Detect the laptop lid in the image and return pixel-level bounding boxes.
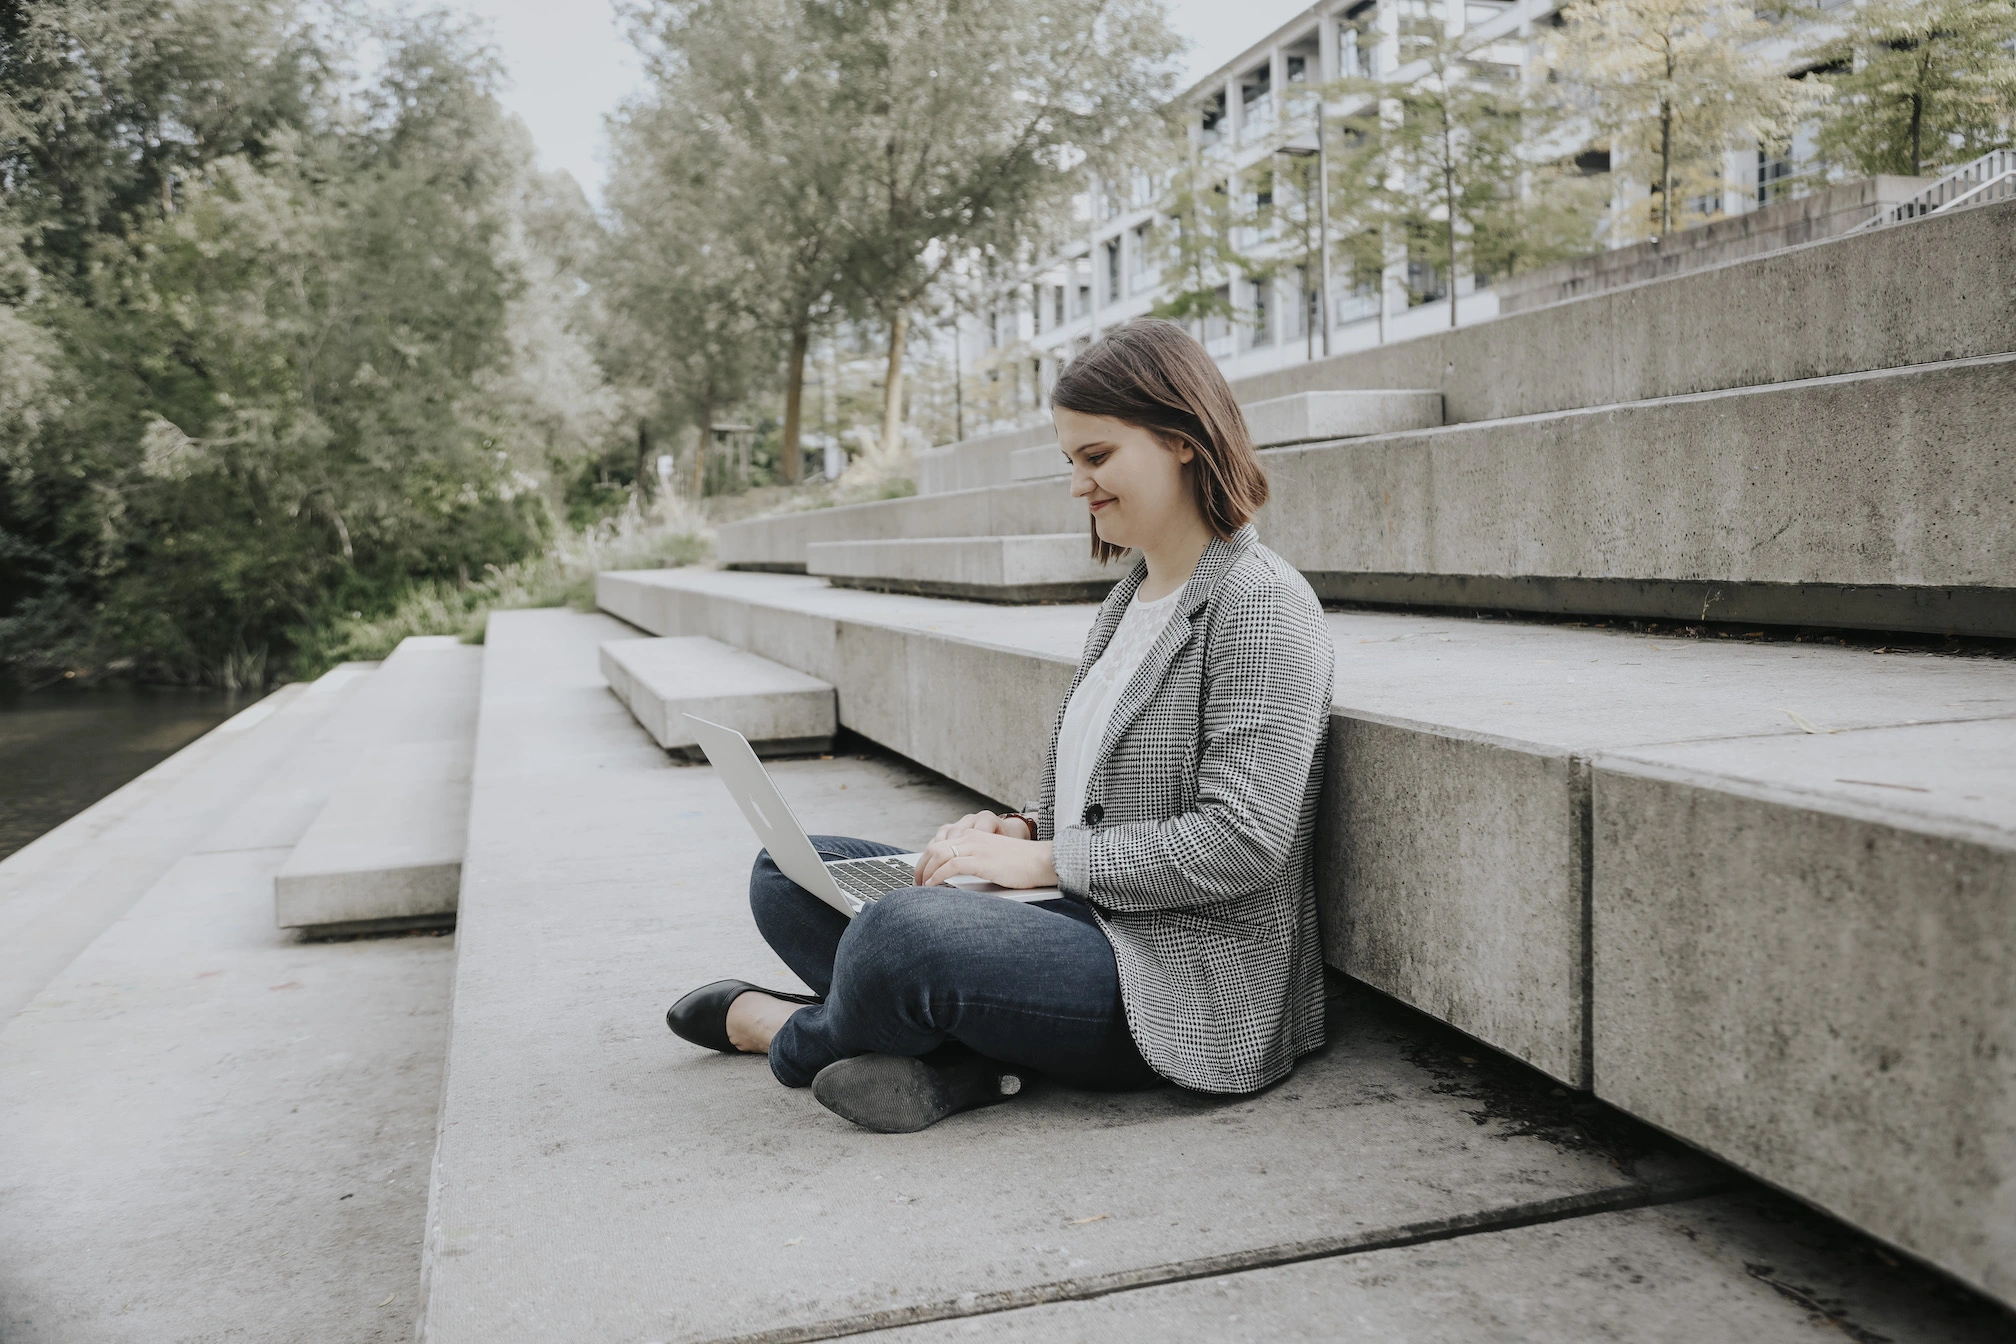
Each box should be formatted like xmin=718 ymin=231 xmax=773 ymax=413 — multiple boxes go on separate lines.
xmin=682 ymin=714 xmax=854 ymax=915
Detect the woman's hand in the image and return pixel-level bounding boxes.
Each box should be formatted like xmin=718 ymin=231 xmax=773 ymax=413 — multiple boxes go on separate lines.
xmin=929 ymin=809 xmax=1033 ymax=845
xmin=913 ymin=830 xmax=1057 ymax=890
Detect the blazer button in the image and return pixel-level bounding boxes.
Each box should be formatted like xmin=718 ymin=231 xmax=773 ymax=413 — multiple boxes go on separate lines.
xmin=1084 ymin=803 xmax=1104 ymax=826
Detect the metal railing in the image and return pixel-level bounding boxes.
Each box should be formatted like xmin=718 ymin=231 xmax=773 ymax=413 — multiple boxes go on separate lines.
xmin=1852 ymin=148 xmax=2016 ymax=231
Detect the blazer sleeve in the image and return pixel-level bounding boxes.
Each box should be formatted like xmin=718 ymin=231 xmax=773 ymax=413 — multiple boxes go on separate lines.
xmin=1050 ymin=573 xmax=1332 ymax=914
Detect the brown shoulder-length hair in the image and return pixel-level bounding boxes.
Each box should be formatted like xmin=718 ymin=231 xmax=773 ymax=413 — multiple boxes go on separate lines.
xmin=1049 ymin=318 xmax=1269 ymax=563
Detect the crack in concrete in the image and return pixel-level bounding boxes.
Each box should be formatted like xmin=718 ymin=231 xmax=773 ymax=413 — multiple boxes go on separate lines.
xmin=711 ymin=1175 xmax=1740 ymax=1344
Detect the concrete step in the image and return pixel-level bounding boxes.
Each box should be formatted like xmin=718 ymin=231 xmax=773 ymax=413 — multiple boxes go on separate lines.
xmin=595 ymin=564 xmax=2016 ymax=1305
xmin=915 ymin=422 xmax=1057 ymax=495
xmin=1230 ymin=196 xmax=2015 ymax=428
xmin=0 ymin=662 xmax=451 ymax=1340
xmin=847 ymin=1190 xmax=2011 ymax=1342
xmin=0 ymin=665 xmax=375 ymax=1021
xmin=274 ymin=636 xmax=483 ymax=936
xmin=718 ymin=475 xmax=1081 ymax=572
xmin=1263 ymin=352 xmax=2014 ymax=637
xmin=807 ymin=532 xmax=1117 ymax=602
xmin=599 ymin=634 xmax=836 ymax=756
xmin=727 ymin=352 xmax=2013 ymax=635
xmin=1003 ymin=388 xmax=1446 ymax=484
xmin=420 ymin=605 xmax=1776 ymax=1342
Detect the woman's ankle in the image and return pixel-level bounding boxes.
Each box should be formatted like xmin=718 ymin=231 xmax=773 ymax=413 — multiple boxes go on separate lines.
xmin=725 ymin=991 xmax=803 ymax=1053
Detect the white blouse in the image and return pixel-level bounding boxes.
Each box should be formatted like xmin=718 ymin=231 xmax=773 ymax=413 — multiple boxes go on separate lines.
xmin=1052 ymin=584 xmax=1184 ymax=834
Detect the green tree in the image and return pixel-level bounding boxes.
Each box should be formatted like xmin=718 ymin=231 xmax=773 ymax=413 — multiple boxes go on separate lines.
xmin=812 ymin=0 xmax=1179 ymax=456
xmin=1805 ymin=0 xmax=2016 ymax=177
xmin=1 ymin=5 xmax=615 ymax=682
xmin=1551 ymin=0 xmax=1823 ymax=239
xmin=623 ymin=0 xmax=864 ymax=485
xmin=1336 ymin=35 xmax=1530 ymax=327
xmin=599 ymin=94 xmax=772 ymax=500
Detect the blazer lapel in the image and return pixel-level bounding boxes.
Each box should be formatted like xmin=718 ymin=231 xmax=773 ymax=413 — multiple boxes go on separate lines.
xmin=1085 ymin=525 xmax=1257 ymax=797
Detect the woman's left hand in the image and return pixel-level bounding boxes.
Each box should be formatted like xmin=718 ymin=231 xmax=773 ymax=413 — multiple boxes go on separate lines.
xmin=913 ymin=830 xmax=1058 ymax=890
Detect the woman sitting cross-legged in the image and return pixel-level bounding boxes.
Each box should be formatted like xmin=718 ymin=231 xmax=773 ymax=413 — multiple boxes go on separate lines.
xmin=665 ymin=318 xmax=1336 ymax=1132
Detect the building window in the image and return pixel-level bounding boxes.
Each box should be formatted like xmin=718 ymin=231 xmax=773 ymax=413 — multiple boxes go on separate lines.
xmin=1757 ymin=148 xmax=1794 ymax=204
xmin=1128 ymin=223 xmax=1152 ymax=294
xmin=1054 ymin=285 xmax=1066 ymax=327
xmin=1103 ymin=238 xmax=1121 ymax=306
xmin=1249 ymin=277 xmax=1272 ymax=348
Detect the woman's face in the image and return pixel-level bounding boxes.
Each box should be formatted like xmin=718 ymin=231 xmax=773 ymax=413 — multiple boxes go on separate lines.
xmin=1054 ymin=408 xmax=1198 ymax=553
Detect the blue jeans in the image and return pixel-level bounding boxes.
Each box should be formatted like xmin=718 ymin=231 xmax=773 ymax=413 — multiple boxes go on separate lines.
xmin=751 ymin=835 xmax=1163 ymax=1092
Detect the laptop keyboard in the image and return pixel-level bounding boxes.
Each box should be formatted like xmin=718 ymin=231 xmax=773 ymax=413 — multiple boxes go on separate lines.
xmin=828 ymin=855 xmax=922 ymax=903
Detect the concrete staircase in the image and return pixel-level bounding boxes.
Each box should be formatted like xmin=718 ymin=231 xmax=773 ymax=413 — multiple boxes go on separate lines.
xmin=724 ymin=200 xmax=2015 ymax=634
xmin=591 ymin=199 xmax=2016 ymax=1309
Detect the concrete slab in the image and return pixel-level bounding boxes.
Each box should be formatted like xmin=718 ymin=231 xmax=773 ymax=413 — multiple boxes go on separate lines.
xmin=1240 ymin=388 xmax=1444 ymax=446
xmin=599 ymin=635 xmax=836 ymax=755
xmin=1591 ymin=720 xmax=2016 ymax=1305
xmin=847 ymin=1191 xmax=2013 ymax=1343
xmin=593 ymin=566 xmax=2016 ymax=1283
xmin=420 ymin=607 xmax=1719 ymax=1344
xmin=807 ymin=533 xmax=1120 ymax=603
xmin=273 ymin=637 xmax=483 ymax=934
xmin=0 ymin=667 xmax=371 ymax=1022
xmin=1262 ymin=353 xmax=2016 ymax=637
xmin=0 ymin=726 xmax=454 ymax=1341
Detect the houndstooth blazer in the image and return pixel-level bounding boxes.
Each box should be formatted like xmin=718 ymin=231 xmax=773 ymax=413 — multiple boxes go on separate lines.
xmin=1032 ymin=524 xmax=1334 ymax=1095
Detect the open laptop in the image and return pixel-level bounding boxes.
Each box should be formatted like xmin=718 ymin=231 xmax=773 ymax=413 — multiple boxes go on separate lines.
xmin=683 ymin=714 xmax=1062 ymax=916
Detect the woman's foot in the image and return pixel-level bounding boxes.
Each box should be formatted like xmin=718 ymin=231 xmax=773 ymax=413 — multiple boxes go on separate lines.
xmin=811 ymin=1052 xmax=1025 ymax=1133
xmin=665 ymin=979 xmax=818 ymax=1054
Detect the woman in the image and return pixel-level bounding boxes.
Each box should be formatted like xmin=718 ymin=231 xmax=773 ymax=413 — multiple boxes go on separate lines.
xmin=665 ymin=319 xmax=1335 ymax=1133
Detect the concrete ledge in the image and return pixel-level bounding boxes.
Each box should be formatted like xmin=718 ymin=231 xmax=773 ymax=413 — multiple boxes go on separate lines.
xmin=1001 ymin=390 xmax=1444 ymax=485
xmin=1263 ymin=354 xmax=2016 ymax=636
xmin=916 ymin=423 xmax=1056 ymax=496
xmin=1241 ymin=389 xmax=1444 ymax=445
xmin=1231 ymin=198 xmax=2016 ymax=425
xmin=718 ymin=478 xmax=1080 ymax=571
xmin=1591 ymin=723 xmax=2016 ymax=1306
xmin=273 ymin=637 xmax=482 ymax=933
xmin=598 ymin=635 xmax=835 ymax=754
xmin=807 ymin=533 xmax=1121 ymax=604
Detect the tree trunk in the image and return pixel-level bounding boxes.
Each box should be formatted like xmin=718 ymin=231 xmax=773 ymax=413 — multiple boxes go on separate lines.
xmin=634 ymin=419 xmax=652 ymax=501
xmin=1909 ymin=92 xmax=1923 ymax=176
xmin=781 ymin=320 xmax=810 ymax=486
xmin=692 ymin=392 xmax=715 ymax=499
xmin=879 ymin=308 xmax=908 ymax=458
xmin=1444 ymin=162 xmax=1459 ymax=329
xmin=1659 ymin=102 xmax=1674 ymax=238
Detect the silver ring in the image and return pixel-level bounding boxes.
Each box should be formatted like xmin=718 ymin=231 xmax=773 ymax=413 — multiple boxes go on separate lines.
xmin=951 ymin=843 xmax=960 ymax=858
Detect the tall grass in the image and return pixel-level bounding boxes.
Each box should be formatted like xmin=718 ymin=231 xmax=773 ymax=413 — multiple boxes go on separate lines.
xmin=290 ymin=497 xmax=711 ymax=678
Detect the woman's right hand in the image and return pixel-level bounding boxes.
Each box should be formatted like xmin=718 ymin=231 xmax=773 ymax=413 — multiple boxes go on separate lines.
xmin=930 ymin=810 xmax=1032 ymax=846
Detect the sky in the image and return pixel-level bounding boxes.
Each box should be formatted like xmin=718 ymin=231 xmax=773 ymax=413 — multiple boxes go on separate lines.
xmin=440 ymin=0 xmax=1322 ymax=206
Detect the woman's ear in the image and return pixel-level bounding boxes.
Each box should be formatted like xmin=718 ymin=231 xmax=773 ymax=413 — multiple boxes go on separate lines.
xmin=1159 ymin=431 xmax=1196 ymax=466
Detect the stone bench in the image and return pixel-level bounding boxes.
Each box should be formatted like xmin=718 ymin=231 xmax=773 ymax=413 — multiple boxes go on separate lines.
xmin=596 ymin=564 xmax=2016 ymax=1305
xmin=274 ymin=637 xmax=482 ymax=935
xmin=599 ymin=635 xmax=835 ymax=758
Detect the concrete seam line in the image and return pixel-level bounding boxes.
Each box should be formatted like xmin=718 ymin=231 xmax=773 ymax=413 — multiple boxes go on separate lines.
xmin=706 ymin=1175 xmax=1740 ymax=1344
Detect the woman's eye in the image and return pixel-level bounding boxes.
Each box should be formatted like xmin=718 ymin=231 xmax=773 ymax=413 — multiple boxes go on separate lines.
xmin=1087 ymin=454 xmax=1108 ymax=466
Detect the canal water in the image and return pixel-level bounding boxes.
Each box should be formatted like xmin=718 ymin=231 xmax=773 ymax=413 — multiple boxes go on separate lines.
xmin=0 ymin=682 xmax=256 ymax=862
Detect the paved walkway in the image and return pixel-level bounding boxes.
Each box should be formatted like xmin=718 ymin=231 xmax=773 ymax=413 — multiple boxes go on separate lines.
xmin=419 ymin=610 xmax=2011 ymax=1343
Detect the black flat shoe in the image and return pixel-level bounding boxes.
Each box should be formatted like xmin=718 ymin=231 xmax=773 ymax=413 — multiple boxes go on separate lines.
xmin=811 ymin=1052 xmax=1025 ymax=1133
xmin=665 ymin=979 xmax=821 ymax=1054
